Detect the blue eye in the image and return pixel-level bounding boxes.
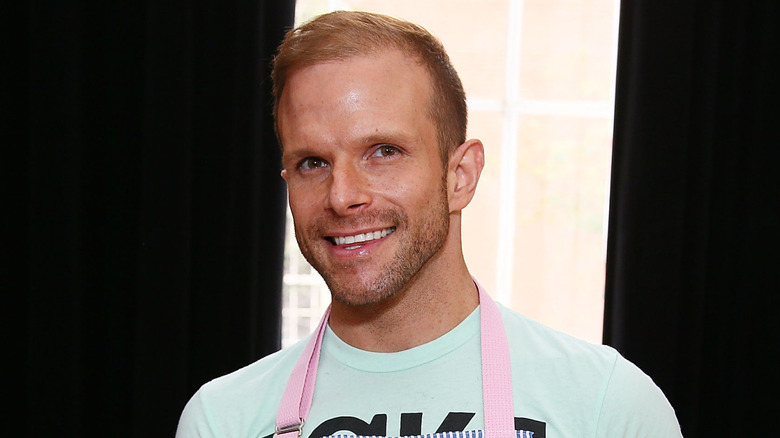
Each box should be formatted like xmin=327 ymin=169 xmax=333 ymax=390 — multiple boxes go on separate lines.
xmin=299 ymin=157 xmax=329 ymax=170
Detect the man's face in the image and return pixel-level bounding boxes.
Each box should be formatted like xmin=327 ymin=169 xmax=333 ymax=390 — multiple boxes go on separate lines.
xmin=278 ymin=50 xmax=451 ymax=306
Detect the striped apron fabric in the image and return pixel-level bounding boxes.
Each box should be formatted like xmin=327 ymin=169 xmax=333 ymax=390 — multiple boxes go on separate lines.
xmin=274 ymin=281 xmax=531 ymax=438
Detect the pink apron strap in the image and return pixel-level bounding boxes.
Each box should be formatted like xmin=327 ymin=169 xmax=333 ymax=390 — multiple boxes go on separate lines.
xmin=275 ymin=307 xmax=331 ymax=438
xmin=275 ymin=279 xmax=515 ymax=438
xmin=477 ymin=281 xmax=516 ymax=438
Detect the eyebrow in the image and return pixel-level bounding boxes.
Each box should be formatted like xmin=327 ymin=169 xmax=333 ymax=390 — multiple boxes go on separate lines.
xmin=281 ymin=148 xmax=315 ymax=167
xmin=356 ymin=130 xmax=416 ymax=146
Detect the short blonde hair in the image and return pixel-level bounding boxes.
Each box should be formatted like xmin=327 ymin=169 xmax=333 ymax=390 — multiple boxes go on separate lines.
xmin=272 ymin=11 xmax=467 ymax=162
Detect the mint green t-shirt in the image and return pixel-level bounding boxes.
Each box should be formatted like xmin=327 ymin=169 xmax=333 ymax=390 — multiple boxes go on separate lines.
xmin=176 ymin=304 xmax=681 ymax=438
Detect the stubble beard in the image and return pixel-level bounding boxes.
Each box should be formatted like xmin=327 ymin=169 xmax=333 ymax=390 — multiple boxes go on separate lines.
xmin=294 ymin=183 xmax=450 ymax=307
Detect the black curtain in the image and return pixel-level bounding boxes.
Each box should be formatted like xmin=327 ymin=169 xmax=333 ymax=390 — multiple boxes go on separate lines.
xmin=604 ymin=0 xmax=779 ymax=436
xmin=9 ymin=1 xmax=295 ymax=436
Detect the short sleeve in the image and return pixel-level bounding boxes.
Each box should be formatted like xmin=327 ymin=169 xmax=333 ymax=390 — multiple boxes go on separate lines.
xmin=595 ymin=355 xmax=682 ymax=437
xmin=176 ymin=388 xmax=217 ymax=438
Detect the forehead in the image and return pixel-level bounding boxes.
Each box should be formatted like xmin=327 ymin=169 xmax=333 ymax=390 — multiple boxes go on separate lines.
xmin=277 ymin=50 xmax=434 ymax=147
xmin=286 ymin=48 xmax=431 ymax=94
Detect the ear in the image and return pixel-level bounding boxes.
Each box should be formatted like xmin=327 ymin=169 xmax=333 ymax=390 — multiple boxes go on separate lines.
xmin=280 ymin=168 xmax=288 ymax=181
xmin=447 ymin=138 xmax=485 ymax=213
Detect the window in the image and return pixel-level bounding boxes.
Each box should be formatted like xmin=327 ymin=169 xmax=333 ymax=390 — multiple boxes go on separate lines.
xmin=281 ymin=0 xmax=619 ymax=346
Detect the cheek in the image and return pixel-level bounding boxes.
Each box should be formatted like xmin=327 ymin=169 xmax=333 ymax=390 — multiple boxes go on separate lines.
xmin=287 ymin=185 xmax=319 ymax=219
xmin=383 ymin=171 xmax=444 ymax=207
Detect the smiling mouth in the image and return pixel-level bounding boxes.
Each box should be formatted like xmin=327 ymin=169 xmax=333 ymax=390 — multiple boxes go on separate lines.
xmin=328 ymin=227 xmax=396 ymax=246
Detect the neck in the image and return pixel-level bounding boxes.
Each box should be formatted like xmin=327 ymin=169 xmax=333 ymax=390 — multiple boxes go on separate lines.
xmin=327 ymin=234 xmax=478 ymax=352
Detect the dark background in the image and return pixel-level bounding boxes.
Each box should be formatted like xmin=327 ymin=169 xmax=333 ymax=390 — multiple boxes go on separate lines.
xmin=604 ymin=1 xmax=780 ymax=435
xmin=7 ymin=0 xmax=779 ymax=436
xmin=7 ymin=1 xmax=294 ymax=436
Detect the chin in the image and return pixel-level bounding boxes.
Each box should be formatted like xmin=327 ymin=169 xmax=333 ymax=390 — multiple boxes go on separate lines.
xmin=325 ymin=275 xmax=402 ymax=307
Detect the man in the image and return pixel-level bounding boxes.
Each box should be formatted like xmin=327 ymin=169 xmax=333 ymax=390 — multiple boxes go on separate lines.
xmin=177 ymin=11 xmax=682 ymax=438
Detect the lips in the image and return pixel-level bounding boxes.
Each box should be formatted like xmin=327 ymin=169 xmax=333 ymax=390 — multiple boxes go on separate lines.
xmin=328 ymin=227 xmax=396 ymax=246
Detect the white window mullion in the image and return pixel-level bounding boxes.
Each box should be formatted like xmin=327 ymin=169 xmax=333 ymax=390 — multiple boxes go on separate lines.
xmin=495 ymin=0 xmax=525 ymax=307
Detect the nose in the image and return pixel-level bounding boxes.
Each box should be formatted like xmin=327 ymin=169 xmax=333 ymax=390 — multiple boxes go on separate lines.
xmin=326 ymin=163 xmax=371 ymax=216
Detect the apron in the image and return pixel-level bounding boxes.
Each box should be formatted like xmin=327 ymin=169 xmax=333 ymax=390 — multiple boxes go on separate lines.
xmin=274 ymin=281 xmax=532 ymax=438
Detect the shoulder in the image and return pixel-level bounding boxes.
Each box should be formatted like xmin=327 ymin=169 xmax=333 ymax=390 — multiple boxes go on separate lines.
xmin=499 ymin=304 xmax=620 ymax=405
xmin=595 ymin=351 xmax=682 ymax=436
xmin=201 ymin=338 xmax=305 ymax=398
xmin=176 ymin=338 xmax=307 ymax=438
xmin=497 ymin=306 xmax=681 ymax=436
xmin=498 ymin=304 xmax=618 ymax=366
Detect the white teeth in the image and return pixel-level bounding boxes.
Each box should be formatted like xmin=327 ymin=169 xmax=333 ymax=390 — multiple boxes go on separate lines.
xmin=333 ymin=227 xmax=395 ymax=246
